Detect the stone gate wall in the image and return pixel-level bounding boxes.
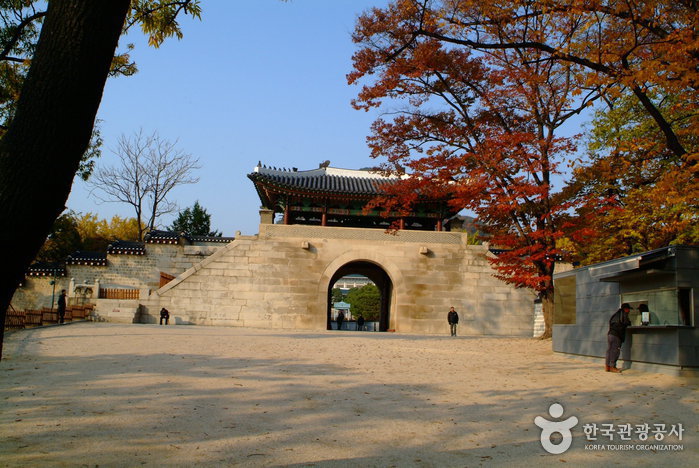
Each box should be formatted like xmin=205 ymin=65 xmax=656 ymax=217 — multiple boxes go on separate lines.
xmin=139 ymin=224 xmax=535 ymax=335
xmin=12 ymin=224 xmax=536 ymax=335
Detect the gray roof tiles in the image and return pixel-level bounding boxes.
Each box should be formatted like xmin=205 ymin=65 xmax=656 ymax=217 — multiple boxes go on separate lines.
xmin=249 ymin=165 xmax=394 ymax=196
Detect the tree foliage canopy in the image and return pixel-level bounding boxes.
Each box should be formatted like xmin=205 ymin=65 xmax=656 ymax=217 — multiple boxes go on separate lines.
xmin=344 ymin=284 xmax=380 ymax=321
xmin=169 ymin=201 xmax=220 ymax=236
xmin=568 ymin=90 xmax=699 ymax=264
xmin=0 ymin=1 xmax=201 ymax=179
xmin=36 ymin=211 xmax=141 ymax=263
xmin=349 ymin=0 xmax=699 ymax=337
xmin=350 ymin=0 xmax=599 ymax=337
xmin=331 ymin=287 xmax=344 ymax=304
xmin=387 ymin=1 xmax=698 ymax=164
xmin=35 ymin=211 xmax=82 ymax=264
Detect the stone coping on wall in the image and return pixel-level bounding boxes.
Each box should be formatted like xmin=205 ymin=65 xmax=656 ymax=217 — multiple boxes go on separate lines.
xmin=259 ymin=223 xmax=468 ymax=245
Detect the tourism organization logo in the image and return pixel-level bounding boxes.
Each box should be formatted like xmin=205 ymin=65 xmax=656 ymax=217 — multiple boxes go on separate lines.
xmin=534 ymin=403 xmax=685 ymax=454
xmin=534 ymin=403 xmax=578 ymax=454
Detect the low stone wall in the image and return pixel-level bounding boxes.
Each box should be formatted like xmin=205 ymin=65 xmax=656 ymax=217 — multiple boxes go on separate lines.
xmin=11 ymin=276 xmax=71 ymax=311
xmin=92 ymin=299 xmax=142 ymax=323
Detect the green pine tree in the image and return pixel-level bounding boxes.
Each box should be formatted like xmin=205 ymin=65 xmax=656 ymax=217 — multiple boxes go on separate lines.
xmin=169 ymin=201 xmax=221 ymax=236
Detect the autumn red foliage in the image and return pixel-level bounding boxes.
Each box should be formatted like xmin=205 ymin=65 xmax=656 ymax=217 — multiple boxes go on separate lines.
xmin=350 ymin=0 xmax=699 ymax=338
xmin=349 ymin=1 xmax=600 ymax=338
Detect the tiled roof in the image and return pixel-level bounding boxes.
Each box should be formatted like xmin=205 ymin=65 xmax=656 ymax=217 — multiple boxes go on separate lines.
xmin=248 ymin=164 xmax=398 ymax=198
xmin=144 ymin=230 xmax=235 ymax=245
xmin=66 ymin=251 xmax=107 ymax=266
xmin=488 ymin=248 xmax=564 ymax=262
xmin=107 ymin=240 xmax=146 ymax=255
xmin=144 ymin=230 xmax=184 ymax=244
xmin=190 ymin=235 xmax=235 ymax=244
xmin=26 ymin=262 xmax=66 ymax=277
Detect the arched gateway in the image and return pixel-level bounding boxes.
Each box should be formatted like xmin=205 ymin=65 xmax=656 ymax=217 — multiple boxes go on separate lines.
xmin=145 ymin=164 xmax=536 ymax=335
xmin=327 ymin=261 xmax=393 ymax=331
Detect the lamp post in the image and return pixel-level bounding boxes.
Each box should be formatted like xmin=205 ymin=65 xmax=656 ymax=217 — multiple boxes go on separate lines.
xmin=50 ymin=267 xmax=57 ymax=312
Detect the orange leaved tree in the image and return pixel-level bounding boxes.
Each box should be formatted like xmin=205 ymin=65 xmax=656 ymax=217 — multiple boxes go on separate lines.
xmin=567 ymin=90 xmax=699 ymax=264
xmin=401 ymin=0 xmax=699 ymax=165
xmin=349 ymin=1 xmax=597 ymax=338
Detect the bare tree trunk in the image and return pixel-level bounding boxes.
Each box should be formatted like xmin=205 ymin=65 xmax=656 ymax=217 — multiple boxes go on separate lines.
xmin=0 ymin=0 xmax=130 ymax=360
xmin=89 ymin=130 xmax=199 ymax=239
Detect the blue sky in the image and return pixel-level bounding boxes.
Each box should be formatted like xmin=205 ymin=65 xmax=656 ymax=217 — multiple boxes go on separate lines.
xmin=67 ymin=0 xmax=389 ymax=236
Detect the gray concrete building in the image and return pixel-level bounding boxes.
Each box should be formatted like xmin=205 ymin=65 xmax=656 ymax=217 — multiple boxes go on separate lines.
xmin=553 ymin=245 xmax=699 ymax=375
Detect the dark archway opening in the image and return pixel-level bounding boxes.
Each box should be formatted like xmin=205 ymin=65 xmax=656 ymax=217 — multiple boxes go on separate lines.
xmin=327 ymin=261 xmax=392 ymax=332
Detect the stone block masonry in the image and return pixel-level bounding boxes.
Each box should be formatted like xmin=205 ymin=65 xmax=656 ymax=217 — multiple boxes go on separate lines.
xmin=144 ymin=224 xmax=535 ymax=335
xmin=13 ymin=224 xmax=535 ymax=335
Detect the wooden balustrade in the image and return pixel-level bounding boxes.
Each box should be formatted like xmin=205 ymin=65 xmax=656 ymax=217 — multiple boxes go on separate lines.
xmin=4 ymin=305 xmax=95 ymax=329
xmin=98 ymin=288 xmax=140 ymax=300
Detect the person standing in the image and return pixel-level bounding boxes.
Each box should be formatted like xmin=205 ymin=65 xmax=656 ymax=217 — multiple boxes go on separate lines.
xmin=357 ymin=314 xmax=365 ymax=331
xmin=447 ymin=306 xmax=459 ymax=336
xmin=57 ymin=289 xmax=67 ymax=324
xmin=605 ymin=303 xmax=632 ymax=373
xmin=337 ymin=310 xmax=345 ymax=330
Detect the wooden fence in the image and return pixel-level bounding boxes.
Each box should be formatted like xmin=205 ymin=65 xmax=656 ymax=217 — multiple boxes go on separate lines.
xmin=4 ymin=305 xmax=94 ymax=330
xmin=99 ymin=288 xmax=140 ymax=300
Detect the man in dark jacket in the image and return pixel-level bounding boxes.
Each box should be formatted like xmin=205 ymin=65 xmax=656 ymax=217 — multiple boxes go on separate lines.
xmin=337 ymin=310 xmax=345 ymax=330
xmin=447 ymin=306 xmax=459 ymax=336
xmin=57 ymin=289 xmax=67 ymax=324
xmin=605 ymin=303 xmax=632 ymax=373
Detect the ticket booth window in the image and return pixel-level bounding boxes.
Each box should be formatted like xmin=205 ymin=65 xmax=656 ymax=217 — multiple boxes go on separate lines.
xmin=621 ymin=288 xmax=693 ymax=326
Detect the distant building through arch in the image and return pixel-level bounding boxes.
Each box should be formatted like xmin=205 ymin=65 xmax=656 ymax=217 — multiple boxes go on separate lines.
xmin=328 ymin=261 xmax=392 ymax=332
xmin=333 ymin=274 xmax=374 ymax=293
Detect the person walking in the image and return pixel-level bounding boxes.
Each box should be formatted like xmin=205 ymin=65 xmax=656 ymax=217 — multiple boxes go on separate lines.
xmin=605 ymin=303 xmax=632 ymax=373
xmin=447 ymin=306 xmax=459 ymax=336
xmin=57 ymin=289 xmax=67 ymax=324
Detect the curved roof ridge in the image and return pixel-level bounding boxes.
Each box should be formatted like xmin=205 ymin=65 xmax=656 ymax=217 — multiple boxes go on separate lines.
xmin=254 ymin=163 xmax=397 ymax=180
xmin=324 ymin=167 xmax=394 ymax=179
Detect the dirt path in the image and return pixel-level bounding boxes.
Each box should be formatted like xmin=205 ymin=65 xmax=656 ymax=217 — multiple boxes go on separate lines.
xmin=1 ymin=323 xmax=696 ymax=466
